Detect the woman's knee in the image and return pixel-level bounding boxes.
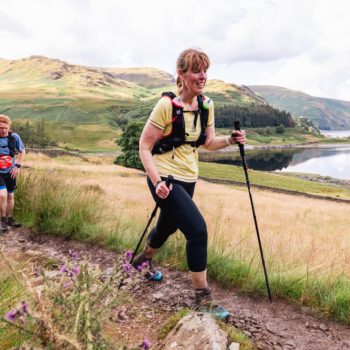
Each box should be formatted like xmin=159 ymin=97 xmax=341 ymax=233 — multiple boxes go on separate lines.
xmin=0 ymin=189 xmax=7 ymax=201
xmin=188 ymin=220 xmax=208 ymax=245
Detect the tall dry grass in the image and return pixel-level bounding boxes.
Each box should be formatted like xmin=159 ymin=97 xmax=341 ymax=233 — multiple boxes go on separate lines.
xmin=17 ymin=153 xmax=350 ymax=322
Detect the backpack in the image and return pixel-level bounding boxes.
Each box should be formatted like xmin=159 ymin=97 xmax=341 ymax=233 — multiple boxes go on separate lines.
xmin=151 ymin=92 xmax=210 ymax=156
xmin=0 ymin=132 xmax=16 ymax=157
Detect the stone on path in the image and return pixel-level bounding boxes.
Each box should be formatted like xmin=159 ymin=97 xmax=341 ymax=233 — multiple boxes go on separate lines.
xmin=162 ymin=312 xmax=228 ymax=350
xmin=229 ymin=342 xmax=240 ymax=350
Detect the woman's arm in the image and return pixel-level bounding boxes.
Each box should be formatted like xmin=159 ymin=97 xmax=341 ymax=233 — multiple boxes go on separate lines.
xmin=139 ymin=122 xmax=171 ymax=199
xmin=203 ymin=126 xmax=246 ymax=151
xmin=139 ymin=122 xmax=163 ymax=185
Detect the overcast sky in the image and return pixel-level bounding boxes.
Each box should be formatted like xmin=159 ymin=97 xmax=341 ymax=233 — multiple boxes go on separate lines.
xmin=1 ymin=0 xmax=350 ymax=100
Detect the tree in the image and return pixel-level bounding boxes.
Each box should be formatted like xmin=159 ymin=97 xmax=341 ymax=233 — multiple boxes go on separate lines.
xmin=275 ymin=125 xmax=285 ymax=134
xmin=114 ymin=120 xmax=144 ymax=170
xmin=11 ymin=119 xmax=57 ymax=148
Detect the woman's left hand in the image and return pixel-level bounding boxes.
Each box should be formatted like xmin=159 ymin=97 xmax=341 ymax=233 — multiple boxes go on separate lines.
xmin=230 ymin=130 xmax=246 ymax=145
xmin=10 ymin=166 xmax=20 ymax=179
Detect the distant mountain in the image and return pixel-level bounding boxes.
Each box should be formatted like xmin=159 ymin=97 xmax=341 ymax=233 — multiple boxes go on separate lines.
xmin=249 ymin=85 xmax=350 ymax=130
xmin=0 ymin=56 xmax=267 ymax=125
xmin=103 ymin=67 xmax=175 ymax=88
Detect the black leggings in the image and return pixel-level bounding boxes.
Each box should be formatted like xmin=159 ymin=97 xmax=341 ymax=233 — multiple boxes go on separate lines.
xmin=147 ymin=177 xmax=208 ymax=272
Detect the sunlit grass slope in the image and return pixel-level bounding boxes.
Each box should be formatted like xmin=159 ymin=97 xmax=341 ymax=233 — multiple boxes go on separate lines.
xmin=44 ymin=122 xmax=121 ymax=152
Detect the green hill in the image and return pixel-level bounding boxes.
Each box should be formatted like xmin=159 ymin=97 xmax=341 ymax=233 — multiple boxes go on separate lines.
xmin=0 ymin=56 xmax=154 ymax=124
xmin=249 ymin=85 xmax=350 ymax=130
xmin=0 ymin=56 xmax=268 ymax=127
xmin=1 ymin=56 xmax=315 ymax=152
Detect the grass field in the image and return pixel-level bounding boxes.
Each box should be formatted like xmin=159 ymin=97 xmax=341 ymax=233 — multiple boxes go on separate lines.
xmin=47 ymin=123 xmax=121 ymax=152
xmin=12 ymin=153 xmax=350 ymax=324
xmin=199 ymin=161 xmax=350 ymax=200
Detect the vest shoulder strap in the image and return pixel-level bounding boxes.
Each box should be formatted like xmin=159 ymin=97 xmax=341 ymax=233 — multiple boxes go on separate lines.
xmin=7 ymin=132 xmax=16 ymax=157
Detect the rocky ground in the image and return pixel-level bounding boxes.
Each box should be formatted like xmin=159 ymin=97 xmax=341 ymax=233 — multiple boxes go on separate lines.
xmin=1 ymin=228 xmax=350 ymax=350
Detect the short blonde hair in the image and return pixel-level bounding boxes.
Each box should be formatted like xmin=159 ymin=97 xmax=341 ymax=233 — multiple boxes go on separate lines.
xmin=0 ymin=115 xmax=11 ymax=125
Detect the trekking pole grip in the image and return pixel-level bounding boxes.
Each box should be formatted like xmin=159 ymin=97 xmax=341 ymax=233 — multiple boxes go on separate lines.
xmin=165 ymin=175 xmax=173 ymax=188
xmin=234 ymin=120 xmax=241 ymax=131
xmin=233 ymin=121 xmax=245 ymax=157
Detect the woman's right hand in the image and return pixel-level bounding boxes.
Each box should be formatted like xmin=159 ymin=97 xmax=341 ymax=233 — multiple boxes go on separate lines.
xmin=155 ymin=180 xmax=173 ymax=199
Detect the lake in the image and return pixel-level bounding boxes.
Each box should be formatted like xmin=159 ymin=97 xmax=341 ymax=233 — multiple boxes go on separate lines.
xmin=320 ymin=130 xmax=350 ymax=138
xmin=200 ymin=144 xmax=350 ymax=180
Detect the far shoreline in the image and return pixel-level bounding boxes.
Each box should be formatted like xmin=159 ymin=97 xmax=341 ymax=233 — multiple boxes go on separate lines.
xmin=204 ymin=140 xmax=350 ymax=153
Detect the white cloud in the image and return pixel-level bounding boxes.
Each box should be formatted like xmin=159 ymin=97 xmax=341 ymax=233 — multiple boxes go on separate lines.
xmin=1 ymin=0 xmax=350 ymax=100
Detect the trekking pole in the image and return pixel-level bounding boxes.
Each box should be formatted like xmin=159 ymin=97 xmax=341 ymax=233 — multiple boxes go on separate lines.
xmin=233 ymin=121 xmax=272 ymax=302
xmin=118 ymin=175 xmax=173 ymax=290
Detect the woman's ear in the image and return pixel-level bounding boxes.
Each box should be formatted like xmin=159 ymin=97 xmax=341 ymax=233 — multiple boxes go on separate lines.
xmin=177 ymin=69 xmax=184 ymax=80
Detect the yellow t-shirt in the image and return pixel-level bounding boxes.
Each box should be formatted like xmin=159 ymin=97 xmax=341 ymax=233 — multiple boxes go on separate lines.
xmin=149 ymin=95 xmax=214 ymax=182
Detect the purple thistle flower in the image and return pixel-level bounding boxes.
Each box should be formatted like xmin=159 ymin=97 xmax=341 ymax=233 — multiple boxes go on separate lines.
xmin=136 ymin=264 xmax=143 ymax=272
xmin=140 ymin=338 xmax=151 ymax=350
xmin=141 ymin=261 xmax=149 ymax=269
xmin=60 ymin=264 xmax=68 ymax=273
xmin=69 ymin=250 xmax=80 ymax=260
xmin=5 ymin=309 xmax=17 ymax=322
xmin=64 ymin=281 xmax=72 ymax=289
xmin=122 ymin=263 xmax=132 ymax=272
xmin=72 ymin=266 xmax=80 ymax=276
xmin=125 ymin=250 xmax=133 ymax=260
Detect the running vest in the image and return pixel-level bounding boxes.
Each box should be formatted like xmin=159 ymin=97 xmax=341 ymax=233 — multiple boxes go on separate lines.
xmin=152 ymin=92 xmax=209 ymax=155
xmin=0 ymin=132 xmax=17 ymax=169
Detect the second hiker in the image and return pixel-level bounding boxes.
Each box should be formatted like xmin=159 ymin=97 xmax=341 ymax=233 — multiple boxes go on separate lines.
xmin=0 ymin=114 xmax=25 ymax=234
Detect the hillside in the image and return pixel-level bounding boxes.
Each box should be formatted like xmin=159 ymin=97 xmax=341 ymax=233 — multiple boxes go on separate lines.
xmin=0 ymin=56 xmax=152 ymax=124
xmin=249 ymin=85 xmax=350 ymax=130
xmin=103 ymin=67 xmax=175 ymax=88
xmin=0 ymin=56 xmax=267 ymax=126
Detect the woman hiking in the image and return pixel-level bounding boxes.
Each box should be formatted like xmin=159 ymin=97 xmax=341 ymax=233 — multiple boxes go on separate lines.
xmin=135 ymin=48 xmax=246 ymax=319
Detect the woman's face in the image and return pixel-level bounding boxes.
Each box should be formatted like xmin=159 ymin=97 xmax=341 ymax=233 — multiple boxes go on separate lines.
xmin=180 ymin=68 xmax=207 ymax=96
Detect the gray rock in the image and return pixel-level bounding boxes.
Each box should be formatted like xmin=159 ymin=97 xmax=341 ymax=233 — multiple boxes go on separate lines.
xmin=229 ymin=343 xmax=240 ymax=350
xmin=152 ymin=292 xmax=165 ymax=300
xmin=248 ymin=326 xmax=259 ymax=333
xmin=279 ymin=331 xmax=292 ymax=339
xmin=162 ymin=312 xmax=228 ymax=350
xmin=44 ymin=270 xmax=62 ymax=279
xmin=284 ymin=340 xmax=296 ymax=349
xmin=243 ymin=330 xmax=252 ymax=337
xmin=266 ymin=323 xmax=279 ymax=334
xmin=319 ymin=323 xmax=328 ymax=332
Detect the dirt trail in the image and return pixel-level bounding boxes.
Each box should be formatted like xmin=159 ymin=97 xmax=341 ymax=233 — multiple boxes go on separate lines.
xmin=1 ymin=229 xmax=350 ymax=350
